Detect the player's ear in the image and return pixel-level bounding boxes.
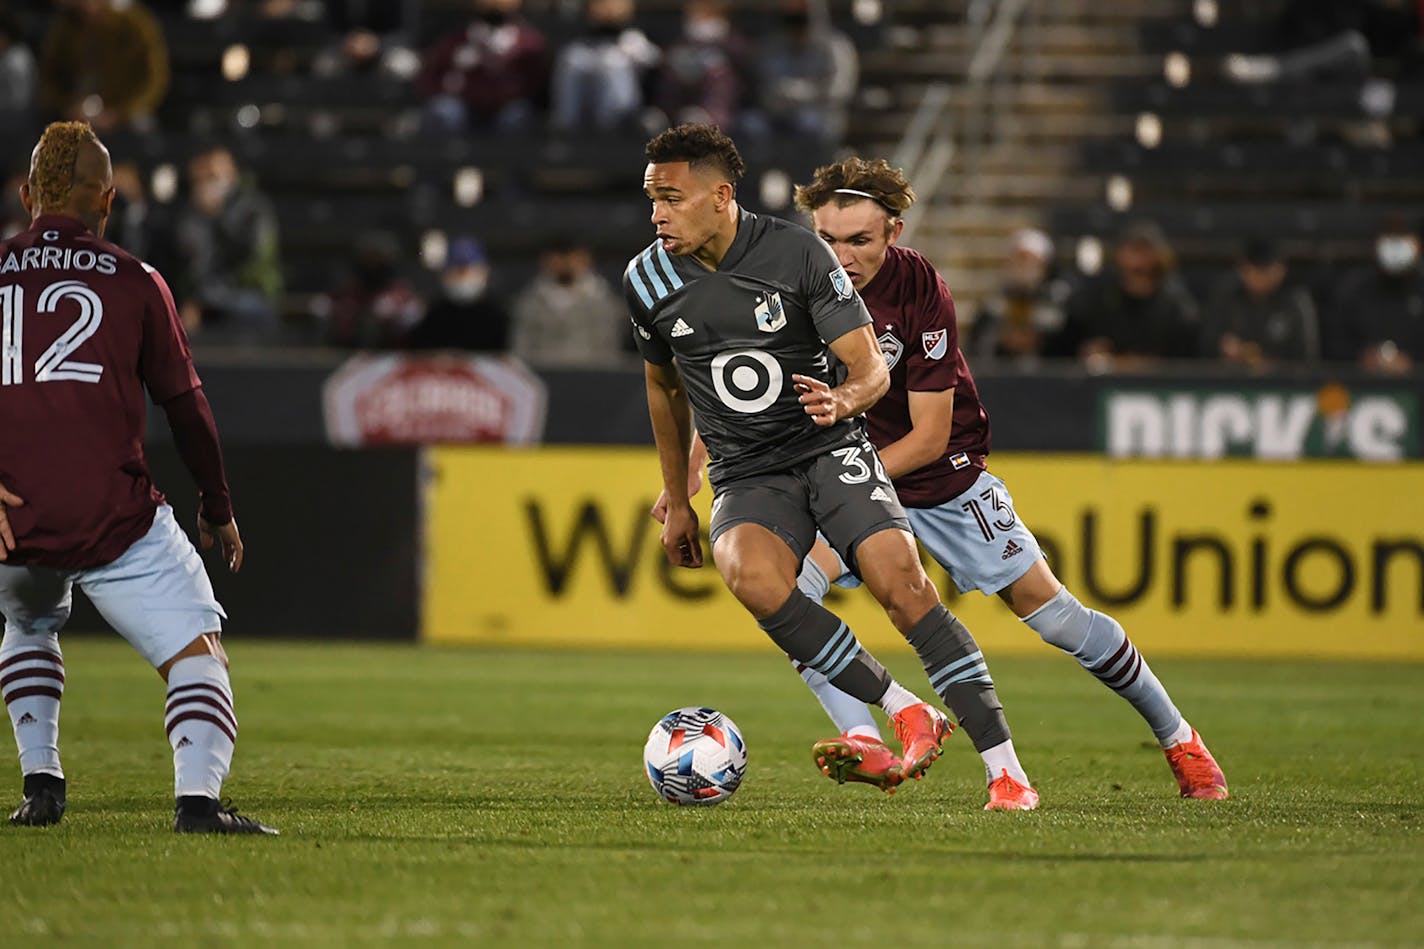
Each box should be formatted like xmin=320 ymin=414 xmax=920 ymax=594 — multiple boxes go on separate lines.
xmin=887 ymin=218 xmax=905 ymax=246
xmin=714 ymin=181 xmax=734 ymax=211
xmin=18 ymin=180 xmax=32 ymax=218
xmin=101 ymin=186 xmax=117 ymax=217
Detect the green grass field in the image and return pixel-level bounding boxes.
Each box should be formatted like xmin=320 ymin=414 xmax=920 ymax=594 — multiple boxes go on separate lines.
xmin=1 ymin=637 xmax=1420 ymax=947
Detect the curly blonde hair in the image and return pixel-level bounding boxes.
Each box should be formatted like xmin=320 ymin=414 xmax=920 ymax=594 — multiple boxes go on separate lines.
xmin=28 ymin=121 xmax=104 ymax=211
xmin=794 ymin=157 xmax=917 ymax=222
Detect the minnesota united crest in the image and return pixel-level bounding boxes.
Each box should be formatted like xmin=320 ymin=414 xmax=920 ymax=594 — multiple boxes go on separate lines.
xmin=755 ymin=291 xmax=786 ymax=333
xmin=829 ymin=267 xmax=854 ymax=301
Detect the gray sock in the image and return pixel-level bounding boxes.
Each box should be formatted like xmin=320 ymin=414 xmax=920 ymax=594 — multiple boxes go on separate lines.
xmin=904 ymin=605 xmax=1011 ymax=752
xmin=757 ymin=589 xmax=891 ymax=706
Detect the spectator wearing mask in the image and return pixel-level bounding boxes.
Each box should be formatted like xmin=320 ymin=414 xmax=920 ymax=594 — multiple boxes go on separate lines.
xmin=550 ymin=0 xmax=660 ymax=133
xmin=318 ymin=231 xmax=425 ymax=349
xmin=416 ymin=0 xmax=549 ymax=132
xmin=747 ymin=0 xmax=858 ymax=142
xmin=969 ymin=228 xmax=1071 ymax=366
xmin=510 ymin=239 xmax=628 ymax=366
xmin=1052 ymin=220 xmax=1201 ymax=371
xmin=654 ymin=0 xmax=751 ymax=131
xmin=407 ymin=237 xmax=511 ymax=352
xmin=172 ymin=145 xmax=283 ymax=342
xmin=1202 ymin=238 xmax=1319 ymax=368
xmin=1326 ymin=216 xmax=1424 ymax=373
xmin=39 ymin=0 xmax=169 ymax=132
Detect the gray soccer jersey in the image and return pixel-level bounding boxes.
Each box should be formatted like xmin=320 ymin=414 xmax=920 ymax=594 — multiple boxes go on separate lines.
xmin=624 ymin=208 xmax=873 ymax=486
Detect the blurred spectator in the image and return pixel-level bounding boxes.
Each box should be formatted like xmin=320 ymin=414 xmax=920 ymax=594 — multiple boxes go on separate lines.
xmin=550 ymin=0 xmax=660 ymax=133
xmin=318 ymin=231 xmax=425 ymax=349
xmin=314 ymin=0 xmax=420 ymax=79
xmin=407 ymin=238 xmax=511 ymax=352
xmin=1224 ymin=0 xmax=1421 ymax=84
xmin=746 ymin=0 xmax=858 ymax=142
xmin=417 ymin=0 xmax=549 ymax=132
xmin=1202 ymin=238 xmax=1320 ymax=368
xmin=1052 ymin=221 xmax=1201 ymax=371
xmin=968 ymin=228 xmax=1070 ymax=366
xmin=654 ymin=0 xmax=752 ymax=131
xmin=1325 ymin=216 xmax=1424 ymax=373
xmin=105 ymin=161 xmax=159 ymax=260
xmin=0 ymin=10 xmax=37 ymax=135
xmin=510 ymin=239 xmax=628 ymax=366
xmin=0 ymin=166 xmax=29 ymax=240
xmin=172 ymin=145 xmax=283 ymax=342
xmin=39 ymin=0 xmax=169 ymax=132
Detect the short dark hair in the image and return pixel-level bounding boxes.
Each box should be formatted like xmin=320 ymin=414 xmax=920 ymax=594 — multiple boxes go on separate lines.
xmin=645 ymin=123 xmax=746 ymax=185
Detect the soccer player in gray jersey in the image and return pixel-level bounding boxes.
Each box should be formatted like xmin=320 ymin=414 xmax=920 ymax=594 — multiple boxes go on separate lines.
xmin=628 ymin=123 xmax=1027 ymax=788
xmin=788 ymin=157 xmax=1226 ymax=803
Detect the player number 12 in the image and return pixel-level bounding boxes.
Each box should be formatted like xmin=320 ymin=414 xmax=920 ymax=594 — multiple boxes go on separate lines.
xmin=0 ymin=280 xmax=105 ymax=386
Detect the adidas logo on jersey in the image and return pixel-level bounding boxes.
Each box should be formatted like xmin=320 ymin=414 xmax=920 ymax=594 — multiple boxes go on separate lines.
xmin=670 ymin=318 xmax=695 ymax=338
xmin=17 ymin=712 xmax=36 ymax=726
xmin=176 ymin=737 xmax=193 ymax=749
xmin=870 ymin=486 xmax=893 ymax=503
xmin=1001 ymin=540 xmax=1023 ymax=561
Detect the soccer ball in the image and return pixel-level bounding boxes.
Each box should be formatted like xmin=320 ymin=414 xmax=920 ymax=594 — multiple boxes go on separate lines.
xmin=642 ymin=706 xmax=748 ymax=806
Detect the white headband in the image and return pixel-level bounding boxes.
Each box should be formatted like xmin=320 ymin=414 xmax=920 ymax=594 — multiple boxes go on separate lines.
xmin=833 ymin=187 xmax=896 ymax=214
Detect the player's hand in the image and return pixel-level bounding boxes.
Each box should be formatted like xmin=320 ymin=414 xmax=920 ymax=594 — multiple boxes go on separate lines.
xmin=199 ymin=515 xmax=244 ymax=573
xmin=793 ymin=374 xmax=839 ymax=427
xmin=650 ymin=467 xmax=705 ymax=524
xmin=660 ymin=504 xmax=703 ymax=568
xmin=0 ymin=483 xmax=24 ymax=562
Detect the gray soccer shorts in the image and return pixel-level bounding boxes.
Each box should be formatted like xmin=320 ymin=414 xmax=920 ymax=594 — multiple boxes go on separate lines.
xmin=708 ymin=437 xmax=911 ymax=573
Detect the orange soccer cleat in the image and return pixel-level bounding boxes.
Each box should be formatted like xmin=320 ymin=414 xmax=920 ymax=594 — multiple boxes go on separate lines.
xmin=1164 ymin=729 xmax=1229 ymax=799
xmin=812 ymin=733 xmax=904 ymax=793
xmin=890 ymin=703 xmax=953 ymax=782
xmin=985 ymin=770 xmax=1040 ymax=811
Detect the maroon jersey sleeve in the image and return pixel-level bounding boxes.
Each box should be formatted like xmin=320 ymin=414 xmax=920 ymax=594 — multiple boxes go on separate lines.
xmin=139 ymin=264 xmax=201 ymax=403
xmin=903 ymin=261 xmax=964 ymax=393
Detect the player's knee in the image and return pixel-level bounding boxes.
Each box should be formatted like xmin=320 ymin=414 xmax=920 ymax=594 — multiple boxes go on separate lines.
xmin=723 ymin=565 xmax=794 ymax=619
xmin=1022 ymin=586 xmax=1091 ymax=655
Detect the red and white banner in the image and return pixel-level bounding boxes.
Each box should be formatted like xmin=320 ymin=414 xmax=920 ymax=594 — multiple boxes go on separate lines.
xmin=322 ymin=354 xmax=546 ymax=446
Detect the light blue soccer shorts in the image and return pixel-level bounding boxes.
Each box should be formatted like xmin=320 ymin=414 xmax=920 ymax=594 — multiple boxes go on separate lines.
xmin=0 ymin=505 xmax=226 ymax=668
xmin=823 ymin=469 xmax=1045 ymax=596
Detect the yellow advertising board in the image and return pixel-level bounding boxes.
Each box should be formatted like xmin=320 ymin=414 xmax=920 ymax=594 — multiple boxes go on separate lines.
xmin=423 ymin=448 xmax=1424 ymax=659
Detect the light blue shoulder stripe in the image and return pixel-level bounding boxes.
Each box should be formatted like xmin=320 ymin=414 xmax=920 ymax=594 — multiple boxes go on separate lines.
xmin=655 ymin=246 xmax=684 ymax=289
xmin=625 ymin=258 xmax=654 ymax=310
xmin=639 ymin=248 xmax=668 ymax=298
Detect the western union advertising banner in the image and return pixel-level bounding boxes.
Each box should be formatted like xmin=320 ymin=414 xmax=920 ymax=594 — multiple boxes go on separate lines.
xmin=423 ymin=449 xmax=1424 ymax=659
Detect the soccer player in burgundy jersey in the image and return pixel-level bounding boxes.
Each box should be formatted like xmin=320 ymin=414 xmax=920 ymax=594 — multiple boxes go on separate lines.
xmin=0 ymin=122 xmax=276 ymax=834
xmin=791 ymin=158 xmax=1227 ymax=803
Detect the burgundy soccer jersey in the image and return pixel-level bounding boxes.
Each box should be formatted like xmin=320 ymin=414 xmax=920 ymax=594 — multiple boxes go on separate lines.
xmin=857 ymin=244 xmax=991 ymax=508
xmin=0 ymin=215 xmax=201 ymax=568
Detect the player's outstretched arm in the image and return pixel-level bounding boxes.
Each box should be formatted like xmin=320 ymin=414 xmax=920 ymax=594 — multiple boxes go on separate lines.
xmin=876 ymin=388 xmax=956 ymax=481
xmin=644 ymin=361 xmax=702 ymax=568
xmin=161 ymin=387 xmax=242 ymax=573
xmin=0 ymin=483 xmax=24 ymax=561
xmin=794 ymin=324 xmax=889 ymax=426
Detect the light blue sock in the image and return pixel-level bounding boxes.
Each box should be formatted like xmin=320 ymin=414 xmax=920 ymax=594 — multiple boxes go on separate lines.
xmin=1023 ymin=587 xmax=1188 ymax=746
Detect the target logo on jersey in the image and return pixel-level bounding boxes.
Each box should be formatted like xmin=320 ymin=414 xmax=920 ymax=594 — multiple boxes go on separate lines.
xmin=642 ymin=706 xmax=748 ymax=806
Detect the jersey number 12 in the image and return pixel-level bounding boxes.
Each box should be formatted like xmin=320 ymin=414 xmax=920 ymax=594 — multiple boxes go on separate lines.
xmin=0 ymin=280 xmax=105 ymax=386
